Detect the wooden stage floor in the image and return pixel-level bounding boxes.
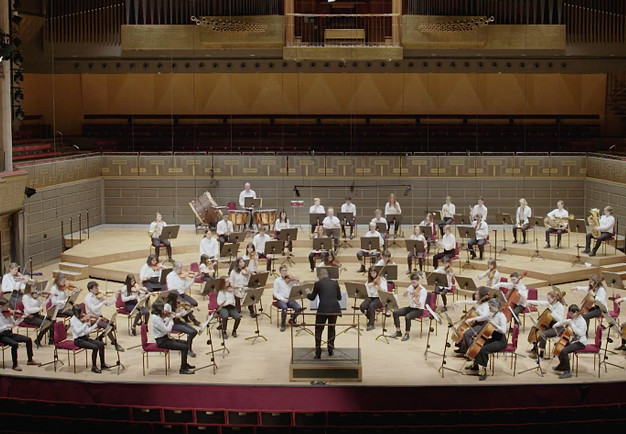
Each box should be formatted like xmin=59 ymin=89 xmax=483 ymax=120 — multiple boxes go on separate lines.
xmin=11 ymin=225 xmax=626 ymax=387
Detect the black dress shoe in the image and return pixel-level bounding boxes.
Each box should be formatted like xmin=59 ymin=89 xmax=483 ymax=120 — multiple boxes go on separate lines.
xmin=192 ymin=320 xmax=201 ymax=327
xmin=232 ymin=331 xmax=238 ymax=338
xmin=314 ymin=351 xmax=321 ymax=359
xmin=328 ymin=349 xmax=334 ymax=356
xmin=91 ymin=367 xmax=102 ymax=374
xmin=183 ymin=363 xmax=195 ymax=370
xmin=179 ymin=368 xmax=194 ymax=375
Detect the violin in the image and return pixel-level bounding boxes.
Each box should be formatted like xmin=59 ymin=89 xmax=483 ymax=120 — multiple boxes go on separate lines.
xmin=151 ymin=263 xmax=164 ymax=271
xmin=285 ymin=275 xmax=301 ymax=285
xmin=80 ymin=314 xmax=100 ymax=325
xmin=2 ymin=309 xmax=24 ymax=319
xmin=326 ymin=251 xmax=347 ymax=272
xmin=179 ymin=271 xmax=199 ymax=279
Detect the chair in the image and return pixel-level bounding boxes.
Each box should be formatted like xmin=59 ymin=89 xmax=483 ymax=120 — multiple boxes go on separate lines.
xmin=16 ymin=302 xmax=40 ymax=337
xmin=600 ymin=228 xmax=618 ymax=256
xmin=149 ymin=240 xmax=167 ymax=256
xmin=548 ymin=224 xmax=570 ymax=248
xmin=140 ymin=324 xmax=170 ymax=376
xmin=609 ymin=294 xmax=621 ymax=320
xmin=519 ymin=288 xmax=538 ymax=329
xmin=448 ymin=242 xmax=462 ymax=274
xmin=52 ymin=321 xmax=88 ymax=373
xmin=190 ymin=262 xmax=204 ymax=293
xmin=0 ymin=342 xmax=10 ymax=368
xmin=573 ymin=325 xmax=603 ymax=378
xmin=490 ymin=324 xmax=519 ymax=376
xmin=499 ymin=277 xmax=508 ymax=283
xmin=270 ymin=297 xmax=296 ymax=327
xmin=115 ymin=292 xmax=135 ymax=334
xmin=412 ymin=292 xmax=438 ymax=338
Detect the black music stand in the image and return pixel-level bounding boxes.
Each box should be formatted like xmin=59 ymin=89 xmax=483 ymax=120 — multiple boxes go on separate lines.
xmin=419 ymin=225 xmax=434 ymax=240
xmin=360 ymin=236 xmax=381 ymax=272
xmin=386 ymin=215 xmax=402 ymax=247
xmin=454 ymin=276 xmax=478 ymax=307
xmin=289 ymin=284 xmax=314 ymax=336
xmin=376 ymin=290 xmax=398 ymax=344
xmin=374 ymin=265 xmax=397 ymax=283
xmin=530 ymin=216 xmax=545 ymax=262
xmin=309 ymin=213 xmax=326 ymax=237
xmin=598 ymin=306 xmax=624 ymax=374
xmin=229 ymin=232 xmax=247 ymax=245
xmin=456 ymin=213 xmax=468 ymax=225
xmin=497 ymin=213 xmax=513 ymax=256
xmin=201 ymin=277 xmax=226 ymax=297
xmin=457 ymin=226 xmax=476 ymax=270
xmin=103 ymin=312 xmax=125 ymax=375
xmin=242 ymin=288 xmax=267 ymax=345
xmin=406 ymin=239 xmax=426 ymax=274
xmin=264 ymin=240 xmax=283 ymax=277
xmin=572 ymin=244 xmax=584 ymax=267
xmin=247 ymin=271 xmax=270 ymax=320
xmin=324 ymin=228 xmax=341 ymax=252
xmin=159 ymin=225 xmax=180 ymax=241
xmin=316 ymin=266 xmax=340 ymax=280
xmin=197 ymin=306 xmax=219 ymax=374
xmin=340 ymin=282 xmax=368 ymax=336
xmin=312 ymin=237 xmax=333 ymax=253
xmin=375 ymin=222 xmax=388 ymax=247
xmin=244 ymin=197 xmax=261 ymax=209
xmin=431 ymin=309 xmax=464 ymax=377
xmin=337 ymin=212 xmax=354 ymax=248
xmin=279 ymin=228 xmax=298 ymax=266
xmin=221 ymin=243 xmax=240 ymax=269
xmin=427 ymin=272 xmax=449 ymax=296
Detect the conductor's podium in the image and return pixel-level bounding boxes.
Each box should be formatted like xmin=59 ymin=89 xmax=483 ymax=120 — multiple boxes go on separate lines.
xmin=290 ymin=347 xmax=362 ymax=382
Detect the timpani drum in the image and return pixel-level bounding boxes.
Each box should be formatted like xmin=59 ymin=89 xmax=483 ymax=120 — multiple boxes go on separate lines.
xmin=189 ymin=192 xmax=222 ymax=227
xmin=253 ymin=209 xmax=277 ymax=229
xmin=228 ymin=210 xmax=250 ymax=229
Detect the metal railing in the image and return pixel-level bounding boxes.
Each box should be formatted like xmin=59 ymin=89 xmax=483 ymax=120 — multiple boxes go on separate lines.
xmin=60 ymin=210 xmax=91 ymax=251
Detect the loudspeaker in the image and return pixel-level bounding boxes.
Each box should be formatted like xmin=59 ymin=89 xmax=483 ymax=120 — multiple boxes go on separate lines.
xmin=24 ymin=187 xmax=36 ymax=197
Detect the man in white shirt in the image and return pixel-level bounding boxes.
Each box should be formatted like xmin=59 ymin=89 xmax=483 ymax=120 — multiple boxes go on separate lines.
xmin=322 ymin=207 xmax=341 ymax=252
xmin=165 ymin=262 xmax=200 ymax=326
xmin=545 ymin=200 xmax=569 ymax=249
xmin=149 ymin=212 xmax=173 ymax=263
xmin=340 ymin=197 xmax=357 ymax=239
xmin=216 ymin=214 xmax=234 ymax=250
xmin=391 ymin=274 xmax=427 ymax=341
xmin=309 ymin=198 xmax=325 ymax=235
xmin=238 ymin=182 xmax=256 ymax=208
xmin=84 ymin=281 xmax=124 ymax=352
xmin=583 ymin=205 xmax=615 ymax=256
xmin=467 ymin=214 xmax=488 ymax=260
xmin=438 ymin=196 xmax=456 ymax=236
xmin=552 ymin=304 xmax=587 ymax=379
xmin=470 ymin=197 xmax=488 ymax=223
xmin=356 ymin=222 xmax=385 ymax=272
xmin=199 ymin=229 xmax=219 ymax=261
xmin=253 ymin=226 xmax=273 ymax=271
xmin=151 ymin=301 xmax=194 ymax=375
xmin=273 ymin=265 xmax=301 ymax=331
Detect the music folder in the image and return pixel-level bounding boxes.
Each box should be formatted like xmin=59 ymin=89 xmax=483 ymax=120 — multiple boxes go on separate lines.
xmin=418 ymin=225 xmax=433 ymax=239
xmin=337 ymin=212 xmax=354 ymax=224
xmin=426 ymin=272 xmax=449 ymax=288
xmin=244 ymin=197 xmax=262 ymax=208
xmin=247 ymin=271 xmax=269 ymax=288
xmin=360 ymin=236 xmax=380 ymax=251
xmin=202 ymin=277 xmax=226 ymax=296
xmin=312 ymin=237 xmax=333 ymax=251
xmin=278 ymin=228 xmax=298 ymax=242
xmin=159 ymin=225 xmax=180 ymax=241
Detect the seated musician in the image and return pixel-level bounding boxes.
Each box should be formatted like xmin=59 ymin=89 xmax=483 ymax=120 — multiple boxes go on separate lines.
xmin=465 ymin=298 xmax=507 ymax=381
xmin=216 ymin=213 xmax=234 ymax=251
xmin=375 ymin=250 xmax=396 ymax=292
xmin=572 ymin=274 xmax=607 ymax=327
xmin=0 ymin=298 xmax=38 ymax=371
xmin=253 ymin=226 xmax=273 ymax=272
xmin=513 ymin=198 xmax=532 ymax=244
xmin=407 ymin=225 xmax=427 ymax=274
xmin=384 ymin=193 xmax=402 ymax=237
xmin=151 ymin=301 xmax=194 ymax=375
xmin=243 ymin=243 xmax=259 ymax=273
xmin=21 ymin=284 xmax=52 ymax=348
xmin=467 ymin=214 xmax=488 ymax=260
xmin=239 ymin=182 xmax=257 ymax=229
xmin=418 ymin=212 xmax=437 ymax=248
xmin=528 ymin=288 xmax=565 ymax=360
xmin=438 ymin=196 xmax=456 ymax=237
xmin=356 ymin=222 xmax=385 ymax=273
xmin=552 ymin=304 xmax=587 ymax=379
xmin=308 ymin=225 xmax=328 ymax=272
xmin=121 ymin=274 xmax=149 ymax=336
xmin=340 ymin=197 xmax=356 ymax=239
xmin=69 ymin=304 xmax=110 ymax=374
xmin=433 ymin=257 xmax=455 ymax=311
xmin=309 ymin=198 xmax=325 ymax=235
xmin=361 ymin=268 xmax=387 ymax=332
xmin=217 ymin=280 xmax=242 ymax=340
xmin=470 ymin=196 xmax=488 ymax=223
xmin=322 ymin=207 xmax=341 ymax=252
xmin=84 ymin=281 xmax=124 ymax=352
xmin=273 ymin=265 xmax=302 ymax=332
xmin=199 ymin=255 xmax=216 ymax=281
xmin=371 ymin=209 xmax=388 ymax=249
xmin=391 ymin=274 xmax=426 ymax=341
xmin=274 ymin=210 xmax=293 ymax=253
xmin=230 ymin=257 xmax=255 ymax=317
xmin=544 ymin=200 xmax=568 ymax=249
xmin=164 ymin=291 xmax=198 ymax=356
xmin=494 ymin=272 xmax=527 ymax=325
xmin=583 ymin=206 xmax=615 ymax=257
xmin=477 ymin=258 xmax=500 ymax=288
xmin=149 ymin=212 xmax=173 ymax=263
xmin=199 ymin=229 xmax=219 ymax=268
xmin=50 ymin=273 xmax=77 ymax=317
xmin=433 ymin=225 xmax=456 ymax=269
xmin=139 ymin=254 xmax=166 ymax=292
xmin=166 ymin=262 xmax=200 ymax=327
xmin=613 ymin=297 xmax=626 ymax=350
xmin=454 ymin=286 xmax=491 ymax=355
xmin=2 ymin=262 xmax=28 ymax=308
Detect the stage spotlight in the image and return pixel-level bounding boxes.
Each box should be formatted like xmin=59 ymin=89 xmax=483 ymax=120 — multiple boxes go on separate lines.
xmin=11 ymin=14 xmax=22 ymax=25
xmin=24 ymin=187 xmax=36 ymax=197
xmin=13 ymin=87 xmax=23 ymax=102
xmin=12 ymin=50 xmax=22 ymax=66
xmin=404 ymin=185 xmax=412 ymax=196
xmin=293 ymin=186 xmax=300 ymax=197
xmin=13 ymin=69 xmax=23 ymax=83
xmin=14 ymin=106 xmax=24 ymax=120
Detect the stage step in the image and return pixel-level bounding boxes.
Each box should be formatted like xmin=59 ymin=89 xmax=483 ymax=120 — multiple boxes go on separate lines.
xmin=52 ymin=269 xmax=84 ymax=281
xmin=601 ymin=263 xmax=626 ymax=273
xmin=289 ymin=347 xmax=362 ymax=382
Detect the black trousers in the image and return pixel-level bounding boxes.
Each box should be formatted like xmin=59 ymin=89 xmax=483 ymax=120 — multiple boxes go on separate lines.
xmin=583 ymin=306 xmax=602 ymax=328
xmin=219 ymin=305 xmax=242 ymax=332
xmin=458 ymin=323 xmax=485 ymax=353
xmin=125 ymin=301 xmax=149 ymax=328
xmin=152 ymin=237 xmax=172 ymax=259
xmin=558 ymin=341 xmax=585 ymax=371
xmin=538 ymin=323 xmax=559 ymax=350
xmin=433 ymin=249 xmax=454 ymax=269
xmin=73 ymin=336 xmax=104 ymax=367
xmin=315 ymin=313 xmax=338 ymax=351
xmin=513 ymin=224 xmax=530 ymax=242
xmin=156 ymin=335 xmax=188 ymax=368
xmin=512 ymin=304 xmax=525 ymax=325
xmin=393 ymin=307 xmax=423 ymax=331
xmin=172 ymin=320 xmax=197 ymax=352
xmin=438 ymin=217 xmax=453 ymax=236
xmin=360 ymin=297 xmax=382 ymax=327
xmin=545 ymin=228 xmax=564 ymax=245
xmin=585 ymin=231 xmax=612 ymax=253
xmin=23 ymin=314 xmax=51 ymax=343
xmin=0 ymin=331 xmax=33 ymax=366
xmin=475 ymin=331 xmax=507 ymax=368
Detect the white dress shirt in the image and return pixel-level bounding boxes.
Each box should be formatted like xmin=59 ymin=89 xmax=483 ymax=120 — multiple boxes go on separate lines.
xmin=547 ymin=208 xmax=569 ymax=229
xmin=275 ymin=220 xmax=290 ymax=231
xmin=418 ymin=220 xmax=436 ymax=237
xmin=50 ymin=284 xmax=68 ymax=308
xmin=0 ymin=314 xmax=17 ymax=332
xmin=473 ymin=221 xmax=488 ymax=240
xmin=216 ymin=219 xmax=234 ymax=236
xmin=140 ymin=263 xmax=161 ymax=282
xmin=441 ymin=203 xmax=456 ymax=219
xmin=217 ymin=289 xmax=237 ymax=307
xmin=371 ymin=216 xmax=388 ymax=225
xmin=253 ymin=233 xmax=270 ymax=255
xmin=166 ymin=272 xmax=193 ymax=295
xmin=406 ymin=284 xmax=427 ymax=309
xmin=365 ymin=277 xmax=387 ymax=297
xmin=309 ymin=205 xmax=325 ymax=214
xmin=70 ymin=316 xmax=98 ymax=339
xmin=121 ymin=285 xmax=138 ymax=303
xmin=495 ymin=281 xmax=528 ymax=307
xmin=472 ymin=204 xmax=488 ymax=221
xmin=200 ymin=237 xmax=219 ymax=258
xmin=2 ymin=274 xmax=25 ymax=293
xmin=230 ymin=270 xmax=249 ymax=298
xmin=149 ymin=221 xmax=166 ymax=238
xmin=440 ymin=233 xmax=456 ymax=251
xmin=22 ymin=294 xmax=42 ymax=316
xmin=490 ymin=311 xmax=508 ymax=334
xmin=84 ymin=292 xmax=105 ymax=316
xmin=341 ymin=203 xmax=356 ymax=217
xmin=516 ymin=206 xmax=532 ymax=226
xmin=477 ymin=269 xmax=500 ymax=287
xmin=151 ymin=314 xmax=173 ymax=339
xmin=322 ymin=216 xmax=341 ymax=229
xmin=434 ymin=266 xmax=455 ymax=289
xmin=554 ymin=315 xmax=587 ymax=346
xmin=597 ymin=215 xmax=615 ymax=234
xmin=239 ymin=189 xmax=257 ymax=208
xmin=273 ymin=277 xmax=293 ymax=302
xmin=472 ymin=302 xmax=492 ymax=323
xmin=385 ymin=202 xmax=401 ymax=215
xmin=362 ymin=230 xmax=385 ymax=250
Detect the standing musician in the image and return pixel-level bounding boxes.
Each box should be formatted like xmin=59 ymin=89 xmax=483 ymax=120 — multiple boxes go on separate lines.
xmin=465 ymin=298 xmax=507 ymax=381
xmin=453 ymin=286 xmax=492 ymax=355
xmin=216 ymin=213 xmax=234 ymax=251
xmin=274 ymin=210 xmax=293 ymax=253
xmin=356 ymin=222 xmax=385 ymax=273
xmin=50 ymin=273 xmax=78 ymax=317
xmin=477 ymin=258 xmax=500 ymax=288
xmin=151 ymin=301 xmax=194 ymax=375
xmin=513 ymin=198 xmax=532 ymax=244
xmin=307 ymin=268 xmax=341 ymax=358
xmin=527 ymin=288 xmax=566 ymax=360
xmin=494 ymin=272 xmax=527 ymax=325
xmin=552 ymin=304 xmax=587 ymax=379
xmin=139 ymin=254 xmax=166 ymax=292
xmin=467 ymin=213 xmax=488 ymax=260
xmin=166 ymin=262 xmax=200 ymax=326
xmin=419 ymin=212 xmax=437 ymax=248
xmin=253 ymin=226 xmax=273 ymax=272
xmin=340 ymin=197 xmax=357 ymax=239
xmin=407 ymin=225 xmax=427 ymax=274
xmin=470 ymin=196 xmax=488 ymax=223
xmin=322 ymin=207 xmax=341 ymax=252
xmin=391 ymin=273 xmax=427 ymax=341
xmin=164 ymin=291 xmax=198 ymax=356
xmin=583 ymin=206 xmax=615 ymax=257
xmin=438 ymin=196 xmax=456 ymax=237
xmin=121 ymin=274 xmax=149 ymax=336
xmin=544 ymin=200 xmax=569 ymax=249
xmin=273 ymin=265 xmax=302 ymax=332
xmin=2 ymin=263 xmax=29 ymax=308
xmin=217 ymin=280 xmax=242 ymax=340
xmin=384 ymin=193 xmax=402 ymax=236
xmin=230 ymin=257 xmax=255 ymax=317
xmin=84 ymin=281 xmax=124 ymax=352
xmin=69 ymin=304 xmax=110 ymax=374
xmin=199 ymin=229 xmax=219 ymax=267
xmin=433 ymin=225 xmax=456 ymax=269
xmin=0 ymin=298 xmax=38 ymax=371
xmin=199 ymin=255 xmax=216 ymax=281
xmin=572 ymin=274 xmax=607 ymax=327
xmin=148 ymin=212 xmax=173 ymax=263
xmin=309 ymin=198 xmax=325 ymax=235
xmin=21 ymin=284 xmax=52 ymax=348
xmin=361 ymin=267 xmax=387 ymax=332
xmin=433 ymin=257 xmax=456 ymax=311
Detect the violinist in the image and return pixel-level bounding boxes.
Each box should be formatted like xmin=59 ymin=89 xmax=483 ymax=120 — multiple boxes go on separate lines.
xmin=243 ymin=243 xmax=259 ymax=273
xmin=0 ymin=298 xmax=37 ymax=371
xmin=322 ymin=207 xmax=341 ymax=252
xmin=453 ymin=286 xmax=492 ymax=355
xmin=139 ymin=254 xmax=166 ymax=292
xmin=433 ymin=257 xmax=456 ymax=311
xmin=318 ymin=250 xmax=345 ymax=274
xmin=494 ymin=272 xmax=527 ymax=325
xmin=21 ymin=284 xmax=52 ymax=348
xmin=164 ymin=291 xmax=198 ymax=356
xmin=2 ymin=262 xmax=29 ymax=309
xmin=433 ymin=225 xmax=456 ymax=269
xmin=274 ymin=210 xmax=293 ymax=253
xmin=309 ymin=198 xmax=325 ymax=235
xmin=199 ymin=229 xmax=219 ymax=269
xmin=528 ymin=288 xmax=565 ymax=360
xmin=50 ymin=273 xmax=77 ymax=317
xmin=166 ymin=262 xmax=200 ymax=327
xmin=418 ymin=213 xmax=437 ymax=248
xmin=356 ymin=222 xmax=385 ymax=273
xmin=406 ymin=225 xmax=427 ymax=274
xmin=217 ymin=280 xmax=242 ymax=340
xmin=230 ymin=256 xmax=255 ymax=317
xmin=69 ymin=304 xmax=111 ymax=374
xmin=309 ymin=225 xmax=327 ymax=272
xmin=477 ymin=258 xmax=500 ymax=288
xmin=84 ymin=281 xmax=124 ymax=352
xmin=273 ymin=265 xmax=302 ymax=332
xmin=552 ymin=304 xmax=587 ymax=379
xmin=467 ymin=213 xmax=488 ymax=260
xmin=121 ymin=274 xmax=149 ymax=336
xmin=371 ymin=209 xmax=388 ymax=250
xmin=513 ymin=198 xmax=532 ymax=244
xmin=465 ymin=298 xmax=507 ymax=381
xmin=437 ymin=196 xmax=456 ymax=237
xmin=148 ymin=212 xmax=173 ymax=263
xmin=253 ymin=226 xmax=273 ymax=272
xmin=375 ymin=250 xmax=396 ymax=291
xmin=340 ymin=197 xmax=356 ymax=239
xmin=384 ymin=193 xmax=402 ymax=237
xmin=391 ymin=274 xmax=427 ymax=341
xmin=361 ymin=267 xmax=387 ymax=331
xmin=151 ymin=301 xmax=194 ymax=375
xmin=216 ymin=213 xmax=234 ymax=250
xmin=572 ymin=274 xmax=607 ymax=327
xmin=199 ymin=254 xmax=216 ymax=281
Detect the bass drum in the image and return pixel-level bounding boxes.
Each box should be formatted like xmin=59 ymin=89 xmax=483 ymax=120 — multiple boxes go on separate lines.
xmin=189 ymin=192 xmax=222 ymax=227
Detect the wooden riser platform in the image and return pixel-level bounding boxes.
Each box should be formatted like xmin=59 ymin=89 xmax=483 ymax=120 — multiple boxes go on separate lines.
xmin=290 ymin=348 xmax=362 ymax=382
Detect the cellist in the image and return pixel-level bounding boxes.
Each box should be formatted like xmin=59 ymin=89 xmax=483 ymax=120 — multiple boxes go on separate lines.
xmin=527 ymin=288 xmax=565 ymax=360
xmin=551 ymin=304 xmax=587 ymax=380
xmin=493 ymin=272 xmax=527 ymax=325
xmin=572 ymin=275 xmax=607 ymax=328
xmin=453 ymin=286 xmax=491 ymax=355
xmin=465 ymin=298 xmax=508 ymax=381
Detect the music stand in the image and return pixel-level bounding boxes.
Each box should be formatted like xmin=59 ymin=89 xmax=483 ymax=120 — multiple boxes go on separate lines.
xmin=324 ymin=228 xmax=341 ymax=252
xmin=229 ymin=232 xmax=247 ymax=244
xmin=312 ymin=237 xmax=333 ymax=253
xmin=244 ymin=197 xmax=261 ymax=209
xmin=104 ymin=312 xmax=125 ymax=374
xmin=279 ymin=228 xmax=298 ymax=266
xmin=406 ymin=239 xmax=426 ymax=274
xmin=427 ymin=272 xmax=449 ymax=292
xmin=597 ymin=304 xmax=624 ymax=373
xmin=374 ymin=265 xmax=397 ymax=282
xmin=158 ymin=268 xmax=173 ymax=286
xmin=376 ymin=290 xmax=398 ymax=344
xmin=454 ymin=276 xmax=478 ymax=305
xmin=201 ymin=277 xmax=226 ymax=296
xmin=497 ymin=213 xmax=513 ymax=256
xmin=242 ymin=288 xmax=267 ymax=344
xmin=572 ymin=244 xmax=584 ymax=267
xmin=309 ymin=213 xmax=326 ymax=237
xmin=340 ymin=282 xmax=368 ymax=336
xmin=221 ymin=243 xmax=240 ymax=268
xmin=375 ymin=222 xmax=388 ymax=240
xmin=337 ymin=212 xmax=354 ymax=248
xmin=571 ymin=219 xmax=587 ymax=234
xmin=530 ymin=216 xmax=545 ymax=261
xmin=264 ymin=240 xmax=284 ymax=277
xmin=247 ymin=271 xmax=270 ymax=320
xmin=289 ymin=283 xmax=314 ymax=336
xmin=434 ymin=310 xmax=465 ymax=377
xmin=316 ymin=266 xmax=340 ymax=280
xmin=457 ymin=226 xmax=476 ymax=270
xmin=602 ymin=271 xmax=625 ymax=290
xmin=197 ymin=305 xmax=220 ymax=374
xmin=159 ymin=226 xmax=179 ymax=262
xmin=360 ymin=236 xmax=381 ymax=272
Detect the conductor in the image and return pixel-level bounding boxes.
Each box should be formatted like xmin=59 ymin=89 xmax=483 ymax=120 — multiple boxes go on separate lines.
xmin=307 ymin=268 xmax=341 ymax=359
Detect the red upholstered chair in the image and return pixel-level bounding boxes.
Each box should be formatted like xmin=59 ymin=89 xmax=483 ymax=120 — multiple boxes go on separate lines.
xmin=190 ymin=262 xmax=205 ymax=293
xmin=140 ymin=323 xmax=170 ymax=376
xmin=519 ymin=288 xmax=538 ymax=330
xmin=16 ymin=301 xmax=39 ymax=337
xmin=574 ymin=325 xmax=603 ymax=378
xmin=490 ymin=324 xmax=519 ymax=376
xmin=601 ymin=228 xmax=617 ymax=256
xmin=500 ymin=277 xmax=508 ymax=283
xmin=52 ymin=320 xmax=88 ymax=373
xmin=609 ymin=294 xmax=621 ymax=320
xmin=115 ymin=291 xmax=134 ymax=334
xmin=448 ymin=242 xmax=462 ymax=274
xmin=413 ymin=292 xmax=438 ymax=338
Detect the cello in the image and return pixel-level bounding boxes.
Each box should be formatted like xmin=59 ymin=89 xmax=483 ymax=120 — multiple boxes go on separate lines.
xmin=502 ymin=271 xmax=527 ymax=322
